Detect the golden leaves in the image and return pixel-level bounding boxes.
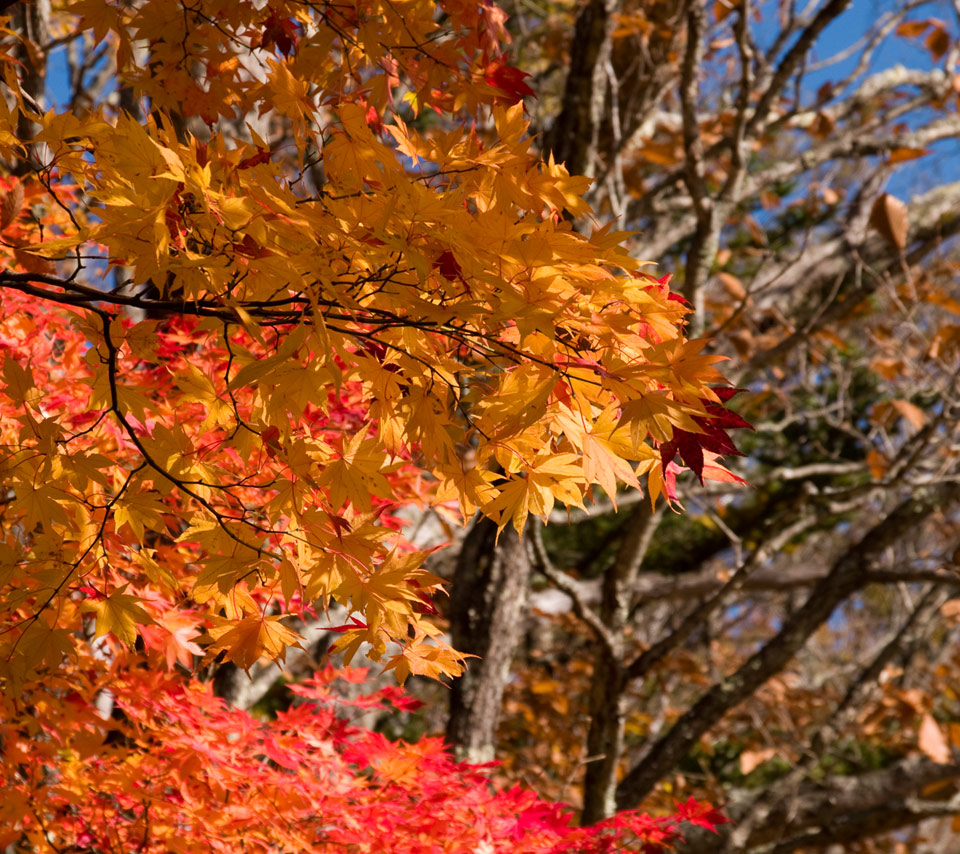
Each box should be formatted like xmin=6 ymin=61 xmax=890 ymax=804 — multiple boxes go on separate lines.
xmin=2 ymin=354 xmax=39 ymax=407
xmin=473 ymin=363 xmax=556 ymax=440
xmin=263 ymin=57 xmax=314 ymax=125
xmin=335 ymin=551 xmax=443 ymax=634
xmin=556 ymin=404 xmax=640 ymax=503
xmin=81 ymin=586 xmax=155 ymax=646
xmin=484 ymin=454 xmax=586 ymax=535
xmin=436 ymin=466 xmax=500 ymax=519
xmin=618 ymin=392 xmax=703 ymax=445
xmin=205 ymin=615 xmax=304 ymax=674
xmin=382 ymin=630 xmax=468 ymax=683
xmin=317 ymin=426 xmax=395 ymax=512
xmin=0 ymin=0 xmax=744 ymax=689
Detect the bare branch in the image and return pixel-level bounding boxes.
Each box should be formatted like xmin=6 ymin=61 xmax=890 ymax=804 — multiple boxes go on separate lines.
xmin=745 ymin=0 xmax=853 ymax=139
xmin=625 ymin=508 xmax=819 ymax=682
xmin=631 ymin=562 xmax=960 ymax=607
xmin=716 ymin=584 xmax=950 ymax=853
xmin=616 ymin=483 xmax=960 ymax=809
xmin=529 ymin=522 xmax=617 ymax=655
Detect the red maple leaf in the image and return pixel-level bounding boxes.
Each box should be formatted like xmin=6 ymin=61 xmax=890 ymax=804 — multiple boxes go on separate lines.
xmin=261 ymin=12 xmax=299 ymax=57
xmin=673 ymin=796 xmax=730 ymax=833
xmin=483 ymin=59 xmax=535 ymax=104
xmin=659 ymin=388 xmax=751 ymax=484
xmin=433 ymin=249 xmax=463 ymax=281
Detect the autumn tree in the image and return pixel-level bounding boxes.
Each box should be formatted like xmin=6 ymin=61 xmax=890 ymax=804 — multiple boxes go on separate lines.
xmin=0 ymin=0 xmax=740 ymax=850
xmin=434 ymin=1 xmax=960 ymax=852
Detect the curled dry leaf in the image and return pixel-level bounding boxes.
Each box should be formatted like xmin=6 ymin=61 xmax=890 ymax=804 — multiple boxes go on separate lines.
xmin=739 ymin=747 xmax=777 ymax=775
xmin=940 ymin=599 xmax=960 ymax=620
xmin=896 ymin=19 xmax=932 ymax=38
xmin=870 ymin=193 xmax=909 ymax=250
xmin=918 ymin=713 xmax=950 ymax=764
xmin=717 ymin=271 xmax=746 ymax=300
xmin=891 ymin=398 xmax=926 ymax=432
xmin=925 ymin=25 xmax=951 ymax=62
xmin=809 ymin=111 xmax=835 ymax=139
xmin=888 ymin=147 xmax=931 ymax=164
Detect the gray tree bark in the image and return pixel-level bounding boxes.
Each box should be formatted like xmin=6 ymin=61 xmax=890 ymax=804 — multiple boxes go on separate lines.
xmin=446 ymin=517 xmax=531 ymax=763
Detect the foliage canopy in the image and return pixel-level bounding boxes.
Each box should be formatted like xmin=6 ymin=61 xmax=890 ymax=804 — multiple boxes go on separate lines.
xmin=0 ymin=0 xmax=741 ymax=684
xmin=0 ymin=0 xmax=738 ymax=849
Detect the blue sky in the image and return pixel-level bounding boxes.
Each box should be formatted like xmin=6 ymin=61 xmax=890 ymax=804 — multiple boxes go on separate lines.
xmin=755 ymin=0 xmax=957 ymax=197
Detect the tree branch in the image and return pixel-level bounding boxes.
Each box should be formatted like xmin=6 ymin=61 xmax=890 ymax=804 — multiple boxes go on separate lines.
xmin=715 ymin=584 xmax=951 ymax=853
xmin=682 ymin=757 xmax=960 ymax=854
xmin=530 ymin=521 xmax=617 ymax=655
xmin=744 ymin=0 xmax=853 ymax=139
xmin=615 ymin=483 xmax=960 ymax=809
xmin=630 ymin=562 xmax=960 ymax=608
xmin=625 ymin=508 xmax=818 ymax=682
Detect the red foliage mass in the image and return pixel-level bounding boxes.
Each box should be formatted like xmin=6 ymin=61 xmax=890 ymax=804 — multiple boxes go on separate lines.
xmin=1 ymin=664 xmax=724 ymax=853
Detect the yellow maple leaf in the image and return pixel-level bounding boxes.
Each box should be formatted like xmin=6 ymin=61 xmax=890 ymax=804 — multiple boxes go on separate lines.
xmin=382 ymin=631 xmax=469 ymax=684
xmin=82 ymin=585 xmax=155 ymax=646
xmin=435 ymin=465 xmax=501 ymax=519
xmin=484 ymin=453 xmax=586 ymax=534
xmin=204 ymin=615 xmax=303 ymax=673
xmin=318 ymin=425 xmax=393 ymax=511
xmin=618 ymin=391 xmax=703 ymax=445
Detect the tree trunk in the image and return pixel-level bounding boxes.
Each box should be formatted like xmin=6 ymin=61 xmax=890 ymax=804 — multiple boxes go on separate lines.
xmin=581 ymin=501 xmax=658 ymax=822
xmin=544 ymin=0 xmax=618 ymax=178
xmin=446 ymin=518 xmax=531 ymax=763
xmin=10 ymin=0 xmax=48 ymax=175
xmin=581 ymin=651 xmax=626 ymax=823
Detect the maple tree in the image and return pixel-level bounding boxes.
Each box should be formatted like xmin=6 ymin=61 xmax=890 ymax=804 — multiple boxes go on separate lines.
xmin=0 ymin=0 xmax=744 ymax=687
xmin=0 ymin=0 xmax=742 ymax=849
